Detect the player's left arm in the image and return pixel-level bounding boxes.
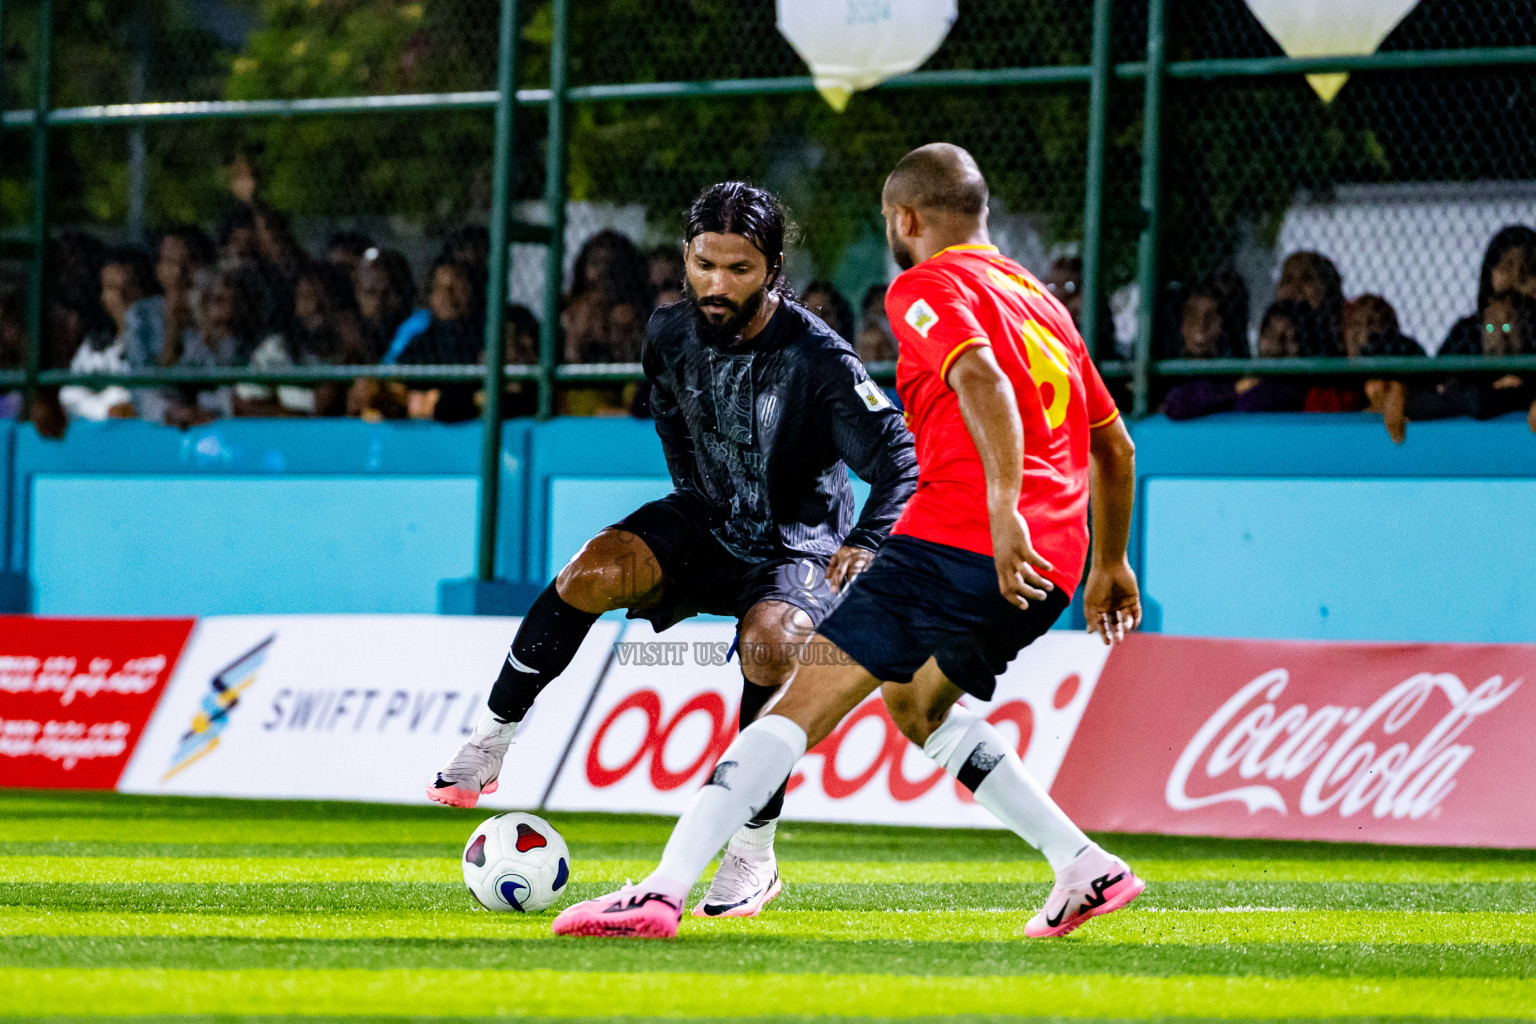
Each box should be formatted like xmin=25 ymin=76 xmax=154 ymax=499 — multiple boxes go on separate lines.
xmin=818 ymin=349 xmax=918 ymax=591
xmin=1079 ymin=349 xmax=1141 ymax=646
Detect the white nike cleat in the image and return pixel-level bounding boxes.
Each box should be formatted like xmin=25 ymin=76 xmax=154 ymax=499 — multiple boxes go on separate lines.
xmin=1025 ymin=844 xmax=1145 ymax=938
xmin=692 ymin=847 xmax=783 ymax=918
xmin=427 ymin=710 xmax=514 ymax=808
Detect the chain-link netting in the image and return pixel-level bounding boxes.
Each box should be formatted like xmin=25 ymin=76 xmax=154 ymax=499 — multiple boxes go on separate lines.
xmin=2 ymin=0 xmax=1534 ymax=420
xmin=1160 ymin=0 xmax=1536 ymax=366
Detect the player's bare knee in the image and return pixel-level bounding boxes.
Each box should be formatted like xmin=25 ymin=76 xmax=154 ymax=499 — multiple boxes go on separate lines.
xmin=555 ymin=530 xmax=660 ymax=613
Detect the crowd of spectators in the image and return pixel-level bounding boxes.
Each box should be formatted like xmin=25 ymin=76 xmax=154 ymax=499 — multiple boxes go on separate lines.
xmin=1140 ymin=226 xmax=1536 ymax=441
xmin=1 ymin=169 xmax=1530 ymax=444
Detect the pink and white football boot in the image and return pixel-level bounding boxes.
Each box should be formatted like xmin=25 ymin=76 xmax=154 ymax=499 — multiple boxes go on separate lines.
xmin=426 ymin=711 xmax=511 ymax=808
xmin=552 ymin=885 xmax=684 ymax=939
xmin=1024 ymin=845 xmax=1145 ymax=938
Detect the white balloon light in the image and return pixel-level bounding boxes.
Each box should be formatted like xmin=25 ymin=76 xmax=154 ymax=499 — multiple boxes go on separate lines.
xmin=1244 ymin=0 xmax=1421 ymax=102
xmin=777 ymin=0 xmax=959 ymax=112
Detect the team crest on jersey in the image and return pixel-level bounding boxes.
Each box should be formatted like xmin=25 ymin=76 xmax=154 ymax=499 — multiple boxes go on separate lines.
xmin=854 ymin=379 xmax=893 ymax=411
xmin=904 ymin=298 xmax=939 ymax=337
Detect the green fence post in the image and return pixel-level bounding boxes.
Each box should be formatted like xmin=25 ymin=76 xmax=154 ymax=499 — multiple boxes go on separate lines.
xmin=1132 ymin=0 xmax=1166 ymax=417
xmin=1079 ymin=0 xmax=1114 ymax=360
xmin=475 ymin=0 xmax=522 ymax=582
xmin=537 ymin=0 xmax=569 ymax=422
xmin=22 ymin=0 xmax=51 ymax=413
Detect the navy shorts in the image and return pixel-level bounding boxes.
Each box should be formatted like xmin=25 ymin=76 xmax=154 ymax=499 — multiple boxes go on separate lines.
xmin=818 ymin=535 xmax=1071 ymax=700
xmin=609 ymin=491 xmax=835 ymax=632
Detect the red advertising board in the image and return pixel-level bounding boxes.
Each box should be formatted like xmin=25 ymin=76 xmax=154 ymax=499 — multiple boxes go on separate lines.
xmin=0 ymin=617 xmax=195 ymax=789
xmin=1051 ymin=635 xmax=1536 ymax=848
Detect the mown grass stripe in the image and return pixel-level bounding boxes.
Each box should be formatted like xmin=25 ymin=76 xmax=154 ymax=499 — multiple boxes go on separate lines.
xmin=6 ymin=880 xmax=1535 ymax=914
xmin=2 ymin=907 xmax=1532 ymax=947
xmin=5 ymin=855 xmax=1535 ymax=886
xmin=4 ymin=935 xmax=1532 ymax=979
xmin=4 ymin=968 xmax=1535 ymax=1018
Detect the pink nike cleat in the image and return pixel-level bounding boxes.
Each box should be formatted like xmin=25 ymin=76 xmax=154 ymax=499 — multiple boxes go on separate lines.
xmin=552 ymin=885 xmax=683 ymax=939
xmin=1024 ymin=845 xmax=1145 ymax=938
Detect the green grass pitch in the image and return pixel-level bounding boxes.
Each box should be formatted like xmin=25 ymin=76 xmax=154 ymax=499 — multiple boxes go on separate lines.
xmin=3 ymin=791 xmax=1534 ymax=1022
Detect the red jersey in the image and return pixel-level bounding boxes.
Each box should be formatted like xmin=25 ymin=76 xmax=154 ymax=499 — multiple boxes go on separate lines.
xmin=886 ymin=244 xmax=1119 ymax=593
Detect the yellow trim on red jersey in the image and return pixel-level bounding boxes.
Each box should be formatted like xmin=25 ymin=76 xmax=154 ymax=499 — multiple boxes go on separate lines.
xmin=937 ymin=243 xmax=1000 ymax=256
xmin=939 ymin=337 xmax=991 ymax=381
xmin=1089 ymin=408 xmax=1122 ymax=429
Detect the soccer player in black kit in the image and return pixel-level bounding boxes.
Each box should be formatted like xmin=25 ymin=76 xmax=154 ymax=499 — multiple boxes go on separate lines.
xmin=428 ymin=182 xmax=917 ymax=917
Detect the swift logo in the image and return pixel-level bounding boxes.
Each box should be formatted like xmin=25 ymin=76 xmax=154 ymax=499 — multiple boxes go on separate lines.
xmin=163 ymin=636 xmax=275 ymax=781
xmin=1166 ymin=669 xmax=1521 ymax=820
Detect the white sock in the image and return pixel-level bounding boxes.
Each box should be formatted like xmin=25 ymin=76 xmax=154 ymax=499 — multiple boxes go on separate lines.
xmin=922 ymin=705 xmax=1091 ymax=871
xmin=726 ymin=819 xmax=776 ymax=856
xmin=642 ymin=715 xmax=806 ymax=899
xmin=474 ymin=708 xmax=517 ymax=740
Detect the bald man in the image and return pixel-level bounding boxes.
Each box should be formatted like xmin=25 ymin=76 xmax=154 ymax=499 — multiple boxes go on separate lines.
xmin=554 ymin=144 xmax=1146 ymax=941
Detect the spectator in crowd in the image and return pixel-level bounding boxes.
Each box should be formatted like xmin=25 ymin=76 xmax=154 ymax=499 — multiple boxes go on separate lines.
xmin=354 ymin=247 xmax=417 ymax=361
xmin=326 ymin=231 xmax=374 ymax=275
xmin=856 ymin=283 xmax=897 ymax=363
xmin=237 ymin=263 xmax=369 ymax=418
xmin=800 ymin=280 xmax=855 ymax=343
xmin=442 ymin=225 xmax=491 ymax=284
xmin=559 ymin=230 xmax=649 ymax=415
xmin=216 ymin=204 xmax=261 ymax=268
xmin=1162 ymin=279 xmax=1248 ymax=420
xmin=496 ymin=303 xmax=543 ymax=419
xmin=252 ymin=204 xmax=309 ymax=334
xmin=648 ymin=245 xmax=685 ymax=307
xmin=562 ymin=230 xmax=650 ymax=364
xmin=1399 ymin=290 xmax=1536 ymax=435
xmin=164 ymin=268 xmax=269 ymax=427
xmin=1232 ymin=299 xmax=1318 ymax=412
xmin=153 ymin=225 xmax=217 ymax=370
xmin=1274 ymin=251 xmax=1344 ymax=353
xmin=1440 ymin=225 xmax=1536 ymax=355
xmin=1044 ymin=255 xmax=1118 ymax=359
xmin=59 ymin=247 xmax=160 ymax=422
xmin=1304 ymin=294 xmax=1426 ymax=415
xmin=393 ymin=257 xmax=485 ymax=422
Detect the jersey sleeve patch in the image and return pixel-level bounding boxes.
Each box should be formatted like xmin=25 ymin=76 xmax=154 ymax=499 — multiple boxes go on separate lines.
xmin=854 ymin=379 xmax=894 ymax=411
xmin=904 ymin=298 xmax=939 ymax=337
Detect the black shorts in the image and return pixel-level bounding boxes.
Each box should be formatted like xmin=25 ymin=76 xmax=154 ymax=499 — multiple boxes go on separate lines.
xmin=818 ymin=535 xmax=1071 ymax=700
xmin=609 ymin=491 xmax=836 ymax=632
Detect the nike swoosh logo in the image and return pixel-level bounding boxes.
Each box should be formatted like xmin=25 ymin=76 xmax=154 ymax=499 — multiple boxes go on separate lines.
xmin=507 ymin=651 xmax=538 ymax=674
xmin=1044 ymin=902 xmax=1071 ymax=928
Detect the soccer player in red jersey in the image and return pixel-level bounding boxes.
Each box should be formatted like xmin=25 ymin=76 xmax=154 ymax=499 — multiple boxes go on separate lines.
xmin=555 ymin=143 xmax=1145 ymax=940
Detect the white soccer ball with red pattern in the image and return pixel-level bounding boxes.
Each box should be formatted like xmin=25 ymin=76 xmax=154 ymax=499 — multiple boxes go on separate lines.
xmin=461 ymin=812 xmax=571 ymax=913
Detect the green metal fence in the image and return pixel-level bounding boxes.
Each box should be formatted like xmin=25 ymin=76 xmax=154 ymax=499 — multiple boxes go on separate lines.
xmin=3 ymin=0 xmax=1536 ymax=581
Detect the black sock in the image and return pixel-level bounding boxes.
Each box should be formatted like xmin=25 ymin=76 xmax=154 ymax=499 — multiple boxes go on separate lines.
xmin=739 ymin=679 xmax=787 ymax=827
xmin=487 ymin=582 xmax=600 ymax=722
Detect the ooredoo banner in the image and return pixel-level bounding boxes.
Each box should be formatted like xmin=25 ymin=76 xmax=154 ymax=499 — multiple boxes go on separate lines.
xmin=1050 ymin=635 xmax=1536 ymax=848
xmin=0 ymin=616 xmax=194 ymax=789
xmin=542 ymin=620 xmax=1112 ymax=828
xmin=118 ymin=615 xmax=618 ymax=807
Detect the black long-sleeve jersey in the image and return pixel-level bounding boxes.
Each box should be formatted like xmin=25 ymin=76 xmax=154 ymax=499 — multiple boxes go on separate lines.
xmin=641 ymin=297 xmax=918 ymax=563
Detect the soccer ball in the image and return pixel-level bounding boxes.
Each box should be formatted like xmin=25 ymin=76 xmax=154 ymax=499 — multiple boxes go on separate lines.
xmin=461 ymin=812 xmax=571 ymax=913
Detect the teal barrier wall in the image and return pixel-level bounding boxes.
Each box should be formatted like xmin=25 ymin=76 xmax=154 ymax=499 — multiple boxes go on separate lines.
xmin=8 ymin=413 xmax=1535 ymax=641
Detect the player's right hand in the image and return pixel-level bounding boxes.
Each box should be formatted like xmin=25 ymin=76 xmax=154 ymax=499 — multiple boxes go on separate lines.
xmin=991 ymin=508 xmax=1055 ymax=609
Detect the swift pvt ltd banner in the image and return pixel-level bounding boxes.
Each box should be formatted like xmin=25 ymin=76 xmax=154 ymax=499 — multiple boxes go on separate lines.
xmin=4 ymin=615 xmax=1531 ymax=848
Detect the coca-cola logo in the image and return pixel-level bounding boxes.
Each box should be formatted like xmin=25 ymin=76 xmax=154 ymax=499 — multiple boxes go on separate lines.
xmin=1167 ymin=669 xmax=1521 ymax=821
xmin=584 ymin=685 xmax=1034 ymax=803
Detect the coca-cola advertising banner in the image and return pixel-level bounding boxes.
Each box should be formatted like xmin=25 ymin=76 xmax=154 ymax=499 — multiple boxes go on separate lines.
xmin=0 ymin=617 xmax=195 ymax=789
xmin=1051 ymin=635 xmax=1536 ymax=848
